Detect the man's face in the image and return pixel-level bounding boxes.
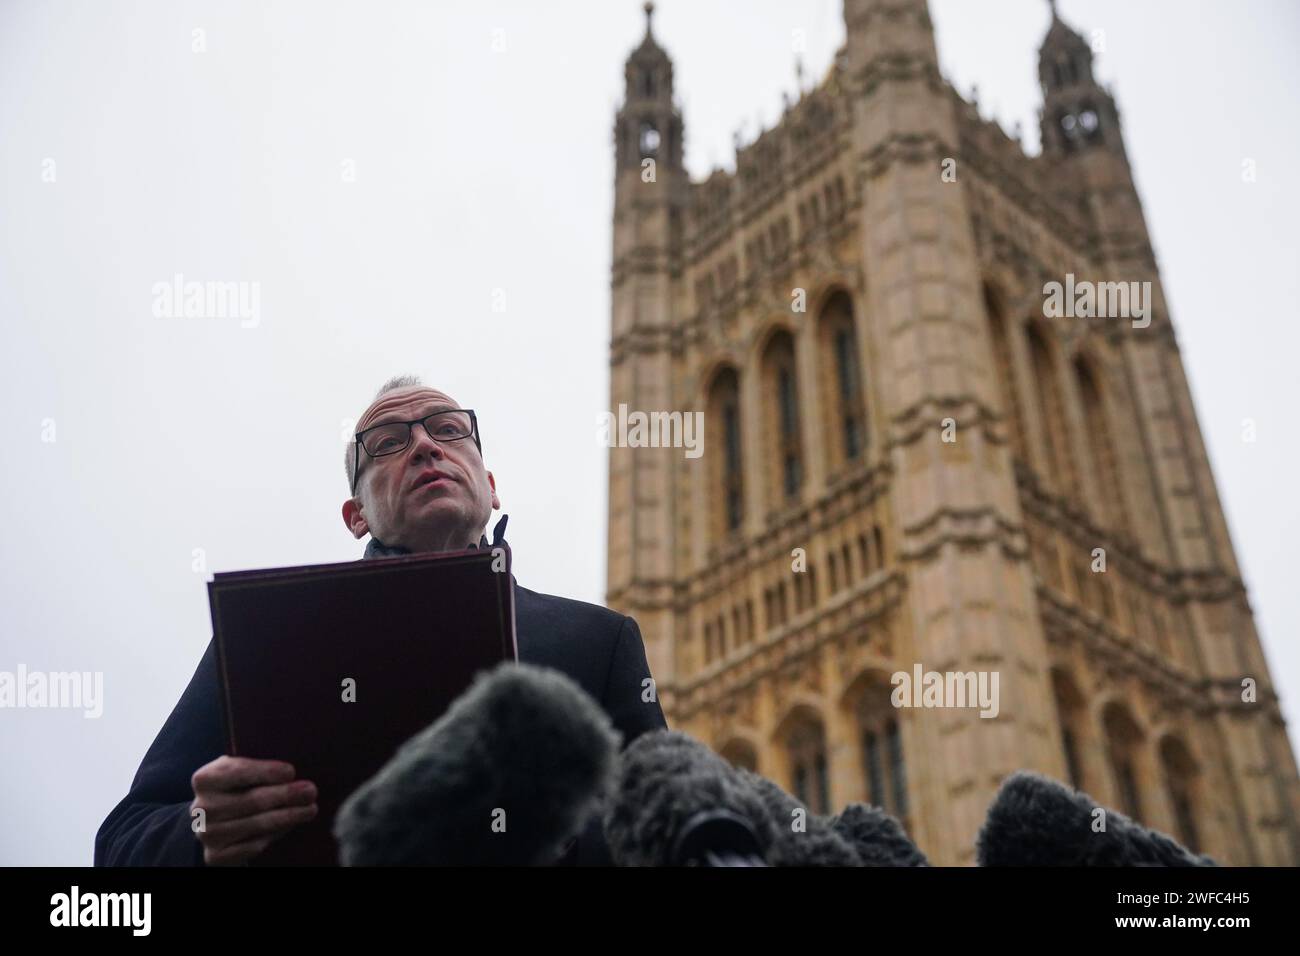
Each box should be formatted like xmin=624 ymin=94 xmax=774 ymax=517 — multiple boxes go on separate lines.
xmin=341 ymin=386 xmax=499 ymax=552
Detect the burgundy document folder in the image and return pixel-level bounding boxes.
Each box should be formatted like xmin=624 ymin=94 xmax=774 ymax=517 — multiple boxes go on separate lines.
xmin=207 ymin=546 xmax=518 ymax=866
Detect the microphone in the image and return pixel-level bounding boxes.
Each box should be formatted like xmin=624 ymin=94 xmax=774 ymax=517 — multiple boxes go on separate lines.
xmin=831 ymin=803 xmax=929 ymax=867
xmin=602 ymin=730 xmax=930 ymax=866
xmin=334 ymin=662 xmax=620 ymax=866
xmin=733 ymin=766 xmax=862 ymax=866
xmin=603 ymin=731 xmax=775 ymax=866
xmin=976 ymin=770 xmax=1216 ymax=866
xmin=735 ymin=766 xmax=927 ymax=866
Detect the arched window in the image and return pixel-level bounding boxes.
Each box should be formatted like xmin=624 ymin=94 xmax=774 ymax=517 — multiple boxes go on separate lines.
xmin=819 ymin=292 xmax=867 ymax=469
xmin=1026 ymin=323 xmax=1076 ymax=498
xmin=984 ymin=286 xmax=1027 ymax=463
xmin=707 ymin=367 xmax=744 ymax=539
xmin=778 ymin=368 xmax=801 ymax=495
xmin=1075 ymin=357 xmax=1128 ymax=528
xmin=1051 ymin=669 xmax=1089 ymax=790
xmin=834 ymin=330 xmax=860 ymax=456
xmin=864 ymin=730 xmax=884 ymax=805
xmin=761 ymin=331 xmax=804 ymax=504
xmin=787 ymin=718 xmax=830 ymax=815
xmin=725 ymin=403 xmax=742 ymax=525
xmin=856 ymin=682 xmax=910 ymax=829
xmin=886 ymin=719 xmax=909 ymax=821
xmin=1160 ymin=737 xmax=1202 ymax=853
xmin=1102 ymin=704 xmax=1146 ymax=822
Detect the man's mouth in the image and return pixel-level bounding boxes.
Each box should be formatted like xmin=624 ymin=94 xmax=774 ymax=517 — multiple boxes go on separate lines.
xmin=412 ymin=470 xmax=454 ymax=492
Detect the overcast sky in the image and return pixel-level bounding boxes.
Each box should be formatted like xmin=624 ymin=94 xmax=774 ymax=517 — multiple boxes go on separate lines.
xmin=1 ymin=0 xmax=1296 ymax=865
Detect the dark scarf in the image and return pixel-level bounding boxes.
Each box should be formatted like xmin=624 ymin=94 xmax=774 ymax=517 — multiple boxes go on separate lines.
xmin=362 ymin=513 xmax=509 ymax=560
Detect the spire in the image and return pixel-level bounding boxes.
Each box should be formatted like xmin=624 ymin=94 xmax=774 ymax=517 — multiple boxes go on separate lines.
xmin=621 ymin=0 xmax=674 ymax=111
xmin=626 ymin=0 xmax=672 ymax=84
xmin=1039 ymin=0 xmax=1094 ymax=96
xmin=1040 ymin=0 xmax=1090 ymax=58
xmin=633 ymin=0 xmax=668 ymax=61
xmin=615 ymin=1 xmax=683 ymax=173
xmin=1037 ymin=3 xmax=1122 ymax=157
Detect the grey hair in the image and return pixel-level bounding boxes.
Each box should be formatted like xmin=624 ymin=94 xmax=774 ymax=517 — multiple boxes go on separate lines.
xmin=345 ymin=374 xmax=425 ymax=494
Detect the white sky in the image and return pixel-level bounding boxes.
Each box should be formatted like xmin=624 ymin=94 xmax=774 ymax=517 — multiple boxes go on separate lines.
xmin=1 ymin=0 xmax=1296 ymax=865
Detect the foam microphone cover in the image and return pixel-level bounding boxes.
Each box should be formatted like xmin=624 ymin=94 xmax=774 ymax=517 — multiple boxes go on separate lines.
xmin=737 ymin=768 xmax=928 ymax=866
xmin=603 ymin=731 xmax=777 ymax=866
xmin=734 ymin=766 xmax=862 ymax=866
xmin=976 ymin=770 xmax=1216 ymax=866
xmin=830 ymin=803 xmax=929 ymax=867
xmin=335 ymin=662 xmax=621 ymax=865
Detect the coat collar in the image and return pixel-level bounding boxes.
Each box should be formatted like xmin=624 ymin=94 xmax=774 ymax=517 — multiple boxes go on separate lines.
xmin=362 ymin=513 xmax=509 ymax=561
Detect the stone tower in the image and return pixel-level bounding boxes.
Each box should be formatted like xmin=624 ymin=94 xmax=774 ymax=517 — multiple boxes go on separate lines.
xmin=605 ymin=0 xmax=1300 ymax=865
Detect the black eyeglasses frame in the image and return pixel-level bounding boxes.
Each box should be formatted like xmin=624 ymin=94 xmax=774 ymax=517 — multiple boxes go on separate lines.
xmin=350 ymin=408 xmax=480 ymax=494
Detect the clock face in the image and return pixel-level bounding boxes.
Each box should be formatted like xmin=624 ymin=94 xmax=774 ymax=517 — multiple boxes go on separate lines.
xmin=1079 ymin=109 xmax=1099 ymax=132
xmin=640 ymin=123 xmax=661 ymax=155
xmin=1061 ymin=113 xmax=1078 ymax=134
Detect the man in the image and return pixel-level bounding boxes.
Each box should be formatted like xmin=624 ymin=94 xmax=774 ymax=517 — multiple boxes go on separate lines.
xmin=95 ymin=376 xmax=667 ymax=865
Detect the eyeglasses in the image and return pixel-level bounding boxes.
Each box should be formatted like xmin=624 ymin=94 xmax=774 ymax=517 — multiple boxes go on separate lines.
xmin=351 ymin=408 xmax=480 ymax=494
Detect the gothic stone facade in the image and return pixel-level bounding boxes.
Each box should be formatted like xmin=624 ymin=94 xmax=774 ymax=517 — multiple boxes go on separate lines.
xmin=605 ymin=0 xmax=1300 ymax=865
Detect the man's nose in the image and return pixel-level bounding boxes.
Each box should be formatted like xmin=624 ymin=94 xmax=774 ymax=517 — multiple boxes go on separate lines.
xmin=407 ymin=423 xmax=446 ymax=462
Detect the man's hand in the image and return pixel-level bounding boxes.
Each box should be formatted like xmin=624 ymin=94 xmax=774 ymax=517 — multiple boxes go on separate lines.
xmin=190 ymin=756 xmax=318 ymax=865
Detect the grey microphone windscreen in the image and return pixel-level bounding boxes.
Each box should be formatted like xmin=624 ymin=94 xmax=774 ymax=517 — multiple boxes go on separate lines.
xmin=335 ymin=661 xmax=620 ymax=865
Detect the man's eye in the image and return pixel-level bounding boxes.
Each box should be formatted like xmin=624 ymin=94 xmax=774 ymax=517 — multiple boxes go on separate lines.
xmin=375 ymin=437 xmax=402 ymax=452
xmin=435 ymin=424 xmax=461 ymax=437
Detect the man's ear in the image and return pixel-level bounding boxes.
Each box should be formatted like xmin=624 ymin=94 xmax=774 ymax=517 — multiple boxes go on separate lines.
xmin=487 ymin=471 xmax=500 ymax=511
xmin=342 ymin=497 xmax=369 ymax=540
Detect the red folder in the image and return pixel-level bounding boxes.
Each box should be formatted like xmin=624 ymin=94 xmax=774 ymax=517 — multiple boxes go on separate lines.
xmin=207 ymin=546 xmax=518 ymax=865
